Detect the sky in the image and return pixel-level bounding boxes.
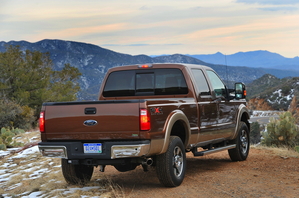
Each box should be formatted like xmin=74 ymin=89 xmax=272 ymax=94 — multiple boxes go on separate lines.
xmin=1 ymin=0 xmax=299 ymax=57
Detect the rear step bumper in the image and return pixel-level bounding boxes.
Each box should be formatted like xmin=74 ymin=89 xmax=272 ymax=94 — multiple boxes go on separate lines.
xmin=192 ymin=144 xmax=236 ymax=156
xmin=38 ymin=140 xmax=150 ymax=160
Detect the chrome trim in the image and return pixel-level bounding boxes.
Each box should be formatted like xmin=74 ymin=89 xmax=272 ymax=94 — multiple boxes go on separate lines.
xmin=217 ymin=122 xmax=234 ymax=127
xmin=193 ymin=144 xmax=236 ymax=156
xmin=111 ymin=144 xmax=150 ymax=159
xmin=83 ymin=120 xmax=98 ymax=126
xmin=190 ymin=127 xmax=199 ymax=131
xmin=38 ymin=145 xmax=68 ymax=159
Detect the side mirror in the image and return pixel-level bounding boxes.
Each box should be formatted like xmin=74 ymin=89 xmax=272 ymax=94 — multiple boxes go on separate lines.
xmin=235 ymin=82 xmax=246 ymax=99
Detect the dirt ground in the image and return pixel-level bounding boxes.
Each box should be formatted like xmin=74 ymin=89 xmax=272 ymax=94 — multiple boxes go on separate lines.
xmin=94 ymin=147 xmax=299 ymax=198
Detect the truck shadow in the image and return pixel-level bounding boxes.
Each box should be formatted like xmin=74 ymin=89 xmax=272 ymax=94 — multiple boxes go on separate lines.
xmin=95 ymin=152 xmax=234 ymax=192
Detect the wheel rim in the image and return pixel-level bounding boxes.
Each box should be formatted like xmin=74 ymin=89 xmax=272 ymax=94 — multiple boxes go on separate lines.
xmin=173 ymin=146 xmax=184 ymax=177
xmin=240 ymin=129 xmax=248 ymax=155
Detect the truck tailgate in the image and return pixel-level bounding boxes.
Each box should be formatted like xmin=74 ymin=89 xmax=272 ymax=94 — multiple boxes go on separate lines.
xmin=43 ymin=100 xmax=141 ymax=140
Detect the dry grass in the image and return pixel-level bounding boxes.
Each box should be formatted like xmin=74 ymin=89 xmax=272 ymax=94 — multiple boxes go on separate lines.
xmin=0 ymin=153 xmax=120 ymax=197
xmin=14 ymin=130 xmax=40 ymax=145
xmin=252 ymin=144 xmax=299 ymax=158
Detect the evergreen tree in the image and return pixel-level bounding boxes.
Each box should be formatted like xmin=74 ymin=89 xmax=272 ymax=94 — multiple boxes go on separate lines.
xmin=0 ymin=45 xmax=81 ymax=127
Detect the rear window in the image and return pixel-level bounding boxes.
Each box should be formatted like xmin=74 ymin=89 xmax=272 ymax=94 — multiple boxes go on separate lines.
xmin=103 ymin=68 xmax=188 ymax=97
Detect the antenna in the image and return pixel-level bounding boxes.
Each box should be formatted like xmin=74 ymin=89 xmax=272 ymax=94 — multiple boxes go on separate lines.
xmin=225 ymin=54 xmax=229 ymax=87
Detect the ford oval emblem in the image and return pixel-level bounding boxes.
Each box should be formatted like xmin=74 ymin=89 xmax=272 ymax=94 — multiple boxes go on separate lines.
xmin=83 ymin=120 xmax=98 ymax=126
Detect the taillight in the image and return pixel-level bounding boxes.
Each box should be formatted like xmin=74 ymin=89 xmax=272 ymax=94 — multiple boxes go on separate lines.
xmin=39 ymin=111 xmax=45 ymax=133
xmin=140 ymin=109 xmax=151 ymax=131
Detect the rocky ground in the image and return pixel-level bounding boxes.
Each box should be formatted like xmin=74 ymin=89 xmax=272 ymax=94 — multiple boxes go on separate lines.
xmin=96 ymin=147 xmax=299 ymax=198
xmin=1 ymin=130 xmax=299 ymax=198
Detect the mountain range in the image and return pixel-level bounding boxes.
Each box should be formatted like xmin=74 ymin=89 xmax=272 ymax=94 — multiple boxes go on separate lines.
xmin=187 ymin=51 xmax=299 ymax=70
xmin=1 ymin=39 xmax=299 ymax=100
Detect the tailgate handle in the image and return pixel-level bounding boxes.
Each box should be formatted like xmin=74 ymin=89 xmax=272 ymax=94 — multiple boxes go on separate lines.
xmin=85 ymin=107 xmax=96 ymax=114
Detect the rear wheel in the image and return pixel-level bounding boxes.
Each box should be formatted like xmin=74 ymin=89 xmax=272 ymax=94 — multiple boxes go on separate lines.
xmin=61 ymin=159 xmax=94 ymax=185
xmin=156 ymin=136 xmax=186 ymax=187
xmin=228 ymin=121 xmax=250 ymax=161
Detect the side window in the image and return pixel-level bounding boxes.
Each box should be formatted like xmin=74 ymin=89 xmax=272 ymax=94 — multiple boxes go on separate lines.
xmin=191 ymin=69 xmax=211 ymax=96
xmin=206 ymin=70 xmax=226 ymax=97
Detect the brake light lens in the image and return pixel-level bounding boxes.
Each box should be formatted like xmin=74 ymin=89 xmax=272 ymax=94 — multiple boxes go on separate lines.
xmin=140 ymin=109 xmax=151 ymax=131
xmin=138 ymin=64 xmax=153 ymax=68
xmin=39 ymin=111 xmax=45 ymax=133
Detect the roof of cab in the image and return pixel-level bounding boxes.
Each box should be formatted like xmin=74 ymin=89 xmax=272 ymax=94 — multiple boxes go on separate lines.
xmin=108 ymin=63 xmax=213 ymax=72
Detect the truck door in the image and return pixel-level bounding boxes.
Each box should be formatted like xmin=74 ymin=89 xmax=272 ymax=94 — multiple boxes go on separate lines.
xmin=206 ymin=70 xmax=236 ymax=138
xmin=191 ymin=69 xmax=218 ymax=142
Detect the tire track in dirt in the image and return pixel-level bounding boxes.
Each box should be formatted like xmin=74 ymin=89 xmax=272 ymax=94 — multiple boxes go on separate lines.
xmin=94 ymin=148 xmax=299 ymax=198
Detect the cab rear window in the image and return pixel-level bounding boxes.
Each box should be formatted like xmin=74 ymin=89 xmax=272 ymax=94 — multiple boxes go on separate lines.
xmin=103 ymin=68 xmax=188 ymax=97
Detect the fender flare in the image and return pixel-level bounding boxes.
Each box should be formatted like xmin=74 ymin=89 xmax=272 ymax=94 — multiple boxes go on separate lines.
xmin=158 ymin=110 xmax=191 ymax=154
xmin=231 ymin=104 xmax=250 ymax=140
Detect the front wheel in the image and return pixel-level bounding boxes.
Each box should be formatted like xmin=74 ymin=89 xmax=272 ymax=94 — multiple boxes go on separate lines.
xmin=61 ymin=159 xmax=94 ymax=185
xmin=228 ymin=121 xmax=250 ymax=161
xmin=156 ymin=136 xmax=186 ymax=187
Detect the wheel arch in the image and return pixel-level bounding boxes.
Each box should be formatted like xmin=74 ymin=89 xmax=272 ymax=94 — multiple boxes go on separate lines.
xmin=159 ymin=110 xmax=191 ymax=154
xmin=232 ymin=104 xmax=251 ymax=140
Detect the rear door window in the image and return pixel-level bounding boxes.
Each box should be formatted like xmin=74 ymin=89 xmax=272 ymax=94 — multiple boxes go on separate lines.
xmin=103 ymin=68 xmax=188 ymax=97
xmin=191 ymin=69 xmax=211 ymax=96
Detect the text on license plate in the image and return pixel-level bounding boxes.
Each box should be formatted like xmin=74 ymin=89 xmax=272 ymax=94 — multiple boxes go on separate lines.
xmin=83 ymin=143 xmax=102 ymax=153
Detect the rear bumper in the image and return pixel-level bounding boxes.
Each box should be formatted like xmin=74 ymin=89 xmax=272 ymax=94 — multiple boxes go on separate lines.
xmin=38 ymin=140 xmax=151 ymax=160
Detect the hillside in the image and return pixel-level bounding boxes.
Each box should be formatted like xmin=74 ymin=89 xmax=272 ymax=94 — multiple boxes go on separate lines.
xmin=1 ymin=39 xmax=299 ymax=100
xmin=247 ymin=74 xmax=299 ymax=110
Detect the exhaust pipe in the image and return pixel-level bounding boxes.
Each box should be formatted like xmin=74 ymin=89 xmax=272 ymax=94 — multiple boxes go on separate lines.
xmin=141 ymin=158 xmax=153 ymax=172
xmin=142 ymin=158 xmax=153 ymax=166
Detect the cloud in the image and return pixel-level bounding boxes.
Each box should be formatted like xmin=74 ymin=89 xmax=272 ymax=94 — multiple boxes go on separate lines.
xmin=236 ymin=0 xmax=299 ymax=5
xmin=258 ymin=6 xmax=298 ymax=11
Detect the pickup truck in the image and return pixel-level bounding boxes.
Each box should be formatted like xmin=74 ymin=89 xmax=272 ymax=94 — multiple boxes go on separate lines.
xmin=38 ymin=63 xmax=250 ymax=187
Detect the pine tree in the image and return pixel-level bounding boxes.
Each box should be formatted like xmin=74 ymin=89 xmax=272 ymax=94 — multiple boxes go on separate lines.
xmin=0 ymin=45 xmax=81 ymax=127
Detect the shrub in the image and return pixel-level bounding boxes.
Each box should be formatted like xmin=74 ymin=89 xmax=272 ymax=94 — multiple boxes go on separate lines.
xmin=0 ymin=127 xmax=25 ymax=150
xmin=262 ymin=111 xmax=299 ymax=148
xmin=0 ymin=98 xmax=35 ymax=130
xmin=250 ymin=122 xmax=261 ymax=144
xmin=15 ymin=105 xmax=36 ymax=130
xmin=0 ymin=98 xmax=22 ymax=129
xmin=0 ymin=143 xmax=5 ymax=150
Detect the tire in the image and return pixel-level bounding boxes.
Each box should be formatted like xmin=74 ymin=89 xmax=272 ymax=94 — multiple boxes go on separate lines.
xmin=61 ymin=159 xmax=94 ymax=185
xmin=228 ymin=121 xmax=250 ymax=161
xmin=156 ymin=136 xmax=186 ymax=187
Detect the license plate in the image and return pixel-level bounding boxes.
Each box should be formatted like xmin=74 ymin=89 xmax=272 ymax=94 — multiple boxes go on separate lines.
xmin=83 ymin=143 xmax=102 ymax=153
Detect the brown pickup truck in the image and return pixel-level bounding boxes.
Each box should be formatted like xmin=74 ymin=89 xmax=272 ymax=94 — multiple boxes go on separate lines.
xmin=38 ymin=63 xmax=250 ymax=187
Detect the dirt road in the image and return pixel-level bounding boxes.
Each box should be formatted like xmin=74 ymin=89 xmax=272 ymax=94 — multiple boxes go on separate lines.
xmin=94 ymin=147 xmax=299 ymax=198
